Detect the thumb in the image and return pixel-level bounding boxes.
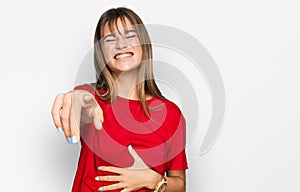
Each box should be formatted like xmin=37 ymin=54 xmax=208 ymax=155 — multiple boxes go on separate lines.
xmin=83 ymin=94 xmax=94 ymax=106
xmin=128 ymin=145 xmax=148 ymax=169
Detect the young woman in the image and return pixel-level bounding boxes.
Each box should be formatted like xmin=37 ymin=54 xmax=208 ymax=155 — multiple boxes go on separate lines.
xmin=52 ymin=7 xmax=188 ymax=192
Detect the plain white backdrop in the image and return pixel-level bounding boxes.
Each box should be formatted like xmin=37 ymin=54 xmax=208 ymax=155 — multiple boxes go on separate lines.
xmin=0 ymin=0 xmax=299 ymax=191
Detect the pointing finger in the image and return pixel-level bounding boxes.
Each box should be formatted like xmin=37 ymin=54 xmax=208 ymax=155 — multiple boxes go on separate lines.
xmin=98 ymin=166 xmax=123 ymax=174
xmin=93 ymin=104 xmax=103 ymax=130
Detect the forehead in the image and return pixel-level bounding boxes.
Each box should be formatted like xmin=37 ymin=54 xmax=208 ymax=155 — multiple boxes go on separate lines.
xmin=102 ymin=17 xmax=136 ymax=36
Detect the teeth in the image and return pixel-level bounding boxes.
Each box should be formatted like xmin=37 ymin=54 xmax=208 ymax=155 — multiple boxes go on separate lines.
xmin=115 ymin=53 xmax=132 ymax=60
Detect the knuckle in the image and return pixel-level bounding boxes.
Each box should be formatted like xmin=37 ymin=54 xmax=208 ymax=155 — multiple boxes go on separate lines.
xmin=64 ymin=93 xmax=72 ymax=102
xmin=55 ymin=93 xmax=63 ymax=100
xmin=98 ymin=176 xmax=103 ymax=181
xmin=119 ymin=176 xmax=124 ymax=182
xmin=105 ymin=166 xmax=112 ymax=171
xmin=63 ymin=97 xmax=71 ymax=106
xmin=61 ymin=114 xmax=69 ymax=121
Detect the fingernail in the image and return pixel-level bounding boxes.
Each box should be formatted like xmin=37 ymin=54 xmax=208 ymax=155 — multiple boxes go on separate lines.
xmin=99 ymin=122 xmax=102 ymax=129
xmin=71 ymin=135 xmax=78 ymax=143
xmin=128 ymin=144 xmax=132 ymax=150
xmin=97 ymin=166 xmax=102 ymax=171
xmin=67 ymin=137 xmax=72 ymax=144
xmin=57 ymin=127 xmax=63 ymax=133
xmin=99 ymin=187 xmax=104 ymax=191
xmin=95 ymin=176 xmax=100 ymax=181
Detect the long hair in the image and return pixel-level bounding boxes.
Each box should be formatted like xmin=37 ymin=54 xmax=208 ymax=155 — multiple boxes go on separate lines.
xmin=93 ymin=7 xmax=164 ymax=117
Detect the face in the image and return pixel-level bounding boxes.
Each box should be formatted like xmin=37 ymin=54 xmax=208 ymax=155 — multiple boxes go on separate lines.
xmin=101 ymin=18 xmax=143 ymax=75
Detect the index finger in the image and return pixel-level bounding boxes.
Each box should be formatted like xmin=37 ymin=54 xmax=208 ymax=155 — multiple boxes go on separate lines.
xmin=98 ymin=166 xmax=123 ymax=174
xmin=51 ymin=94 xmax=64 ymax=130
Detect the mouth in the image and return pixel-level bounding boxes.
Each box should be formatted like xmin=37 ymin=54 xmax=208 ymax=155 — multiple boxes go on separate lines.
xmin=114 ymin=52 xmax=134 ymax=60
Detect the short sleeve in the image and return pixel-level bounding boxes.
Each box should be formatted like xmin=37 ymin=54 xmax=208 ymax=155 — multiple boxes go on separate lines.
xmin=166 ymin=150 xmax=188 ymax=170
xmin=165 ymin=103 xmax=188 ymax=170
xmin=74 ymin=84 xmax=97 ymax=95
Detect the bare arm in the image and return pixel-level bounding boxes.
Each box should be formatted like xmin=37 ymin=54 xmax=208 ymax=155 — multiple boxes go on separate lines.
xmin=165 ymin=170 xmax=186 ymax=192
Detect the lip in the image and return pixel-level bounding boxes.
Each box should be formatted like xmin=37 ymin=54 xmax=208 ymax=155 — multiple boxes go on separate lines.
xmin=114 ymin=52 xmax=134 ymax=60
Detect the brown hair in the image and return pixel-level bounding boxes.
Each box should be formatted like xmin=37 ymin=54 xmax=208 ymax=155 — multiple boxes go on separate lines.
xmin=92 ymin=7 xmax=164 ymax=117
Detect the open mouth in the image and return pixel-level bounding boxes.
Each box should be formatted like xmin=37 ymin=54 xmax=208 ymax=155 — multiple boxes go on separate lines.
xmin=114 ymin=52 xmax=134 ymax=60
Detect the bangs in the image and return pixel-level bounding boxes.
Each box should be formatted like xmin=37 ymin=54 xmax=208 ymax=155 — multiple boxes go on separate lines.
xmin=101 ymin=14 xmax=136 ymax=37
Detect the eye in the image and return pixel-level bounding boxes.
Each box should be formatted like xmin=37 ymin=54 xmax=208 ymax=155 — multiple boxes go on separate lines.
xmin=105 ymin=38 xmax=116 ymax=42
xmin=126 ymin=34 xmax=137 ymax=39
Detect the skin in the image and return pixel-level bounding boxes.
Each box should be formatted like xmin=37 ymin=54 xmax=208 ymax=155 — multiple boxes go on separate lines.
xmin=102 ymin=20 xmax=142 ymax=76
xmin=102 ymin=18 xmax=143 ymax=100
xmin=51 ymin=18 xmax=186 ymax=192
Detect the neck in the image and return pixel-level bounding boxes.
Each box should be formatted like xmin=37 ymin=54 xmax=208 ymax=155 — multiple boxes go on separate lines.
xmin=114 ymin=70 xmax=139 ymax=100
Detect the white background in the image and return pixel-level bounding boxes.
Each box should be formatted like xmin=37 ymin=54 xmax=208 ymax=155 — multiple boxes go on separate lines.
xmin=0 ymin=0 xmax=299 ymax=191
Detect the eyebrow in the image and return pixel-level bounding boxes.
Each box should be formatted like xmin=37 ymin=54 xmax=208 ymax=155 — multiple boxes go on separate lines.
xmin=103 ymin=33 xmax=115 ymax=41
xmin=124 ymin=29 xmax=137 ymax=34
xmin=103 ymin=29 xmax=137 ymax=41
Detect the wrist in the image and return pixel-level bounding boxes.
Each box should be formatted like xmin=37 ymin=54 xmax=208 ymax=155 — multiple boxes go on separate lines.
xmin=146 ymin=169 xmax=164 ymax=190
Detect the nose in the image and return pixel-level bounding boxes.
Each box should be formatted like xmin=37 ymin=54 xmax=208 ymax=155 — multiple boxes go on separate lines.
xmin=116 ymin=37 xmax=128 ymax=50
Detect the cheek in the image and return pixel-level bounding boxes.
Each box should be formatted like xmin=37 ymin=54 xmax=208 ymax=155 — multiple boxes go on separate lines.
xmin=136 ymin=47 xmax=143 ymax=61
xmin=102 ymin=46 xmax=114 ymax=63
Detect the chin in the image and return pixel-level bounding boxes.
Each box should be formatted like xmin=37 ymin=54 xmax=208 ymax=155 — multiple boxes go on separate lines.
xmin=111 ymin=60 xmax=141 ymax=71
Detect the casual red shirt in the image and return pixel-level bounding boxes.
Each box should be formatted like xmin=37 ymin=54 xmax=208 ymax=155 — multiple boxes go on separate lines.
xmin=72 ymin=84 xmax=188 ymax=192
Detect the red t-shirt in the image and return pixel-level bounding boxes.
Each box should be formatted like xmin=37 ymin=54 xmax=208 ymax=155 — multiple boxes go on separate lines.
xmin=72 ymin=85 xmax=188 ymax=192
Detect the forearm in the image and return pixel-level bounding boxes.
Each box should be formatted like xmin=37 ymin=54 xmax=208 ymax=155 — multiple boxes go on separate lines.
xmin=165 ymin=176 xmax=185 ymax=192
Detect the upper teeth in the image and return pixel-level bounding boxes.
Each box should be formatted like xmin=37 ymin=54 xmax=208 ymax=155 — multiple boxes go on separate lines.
xmin=115 ymin=53 xmax=132 ymax=60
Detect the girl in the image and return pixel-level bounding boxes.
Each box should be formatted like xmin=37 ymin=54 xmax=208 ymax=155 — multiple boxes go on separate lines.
xmin=52 ymin=7 xmax=188 ymax=192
